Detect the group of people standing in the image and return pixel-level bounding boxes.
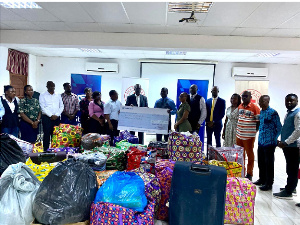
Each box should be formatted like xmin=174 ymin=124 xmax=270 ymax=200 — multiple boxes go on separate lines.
xmin=154 ymin=84 xmax=299 ymax=203
xmin=0 ymin=81 xmax=122 ymax=150
xmin=0 ymin=81 xmax=299 ymax=204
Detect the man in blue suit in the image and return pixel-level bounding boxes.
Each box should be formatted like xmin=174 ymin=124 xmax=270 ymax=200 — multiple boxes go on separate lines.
xmin=206 ymin=86 xmax=226 ymax=149
xmin=125 ymin=84 xmax=148 ymax=144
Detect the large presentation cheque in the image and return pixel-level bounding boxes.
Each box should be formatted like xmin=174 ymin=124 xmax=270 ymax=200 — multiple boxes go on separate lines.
xmin=118 ymin=106 xmax=169 ymax=134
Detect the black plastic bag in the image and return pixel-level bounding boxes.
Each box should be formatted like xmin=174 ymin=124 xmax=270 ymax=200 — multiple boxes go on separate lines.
xmin=0 ymin=134 xmax=26 ymax=175
xmin=33 ymin=159 xmax=97 ymax=225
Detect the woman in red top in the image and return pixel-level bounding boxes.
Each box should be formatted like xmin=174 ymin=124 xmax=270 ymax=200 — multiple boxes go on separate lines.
xmin=88 ymin=91 xmax=105 ymax=134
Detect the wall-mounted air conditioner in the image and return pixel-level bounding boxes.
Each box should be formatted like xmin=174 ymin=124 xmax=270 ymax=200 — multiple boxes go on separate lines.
xmin=232 ymin=67 xmax=268 ymax=78
xmin=86 ymin=63 xmax=119 ymax=73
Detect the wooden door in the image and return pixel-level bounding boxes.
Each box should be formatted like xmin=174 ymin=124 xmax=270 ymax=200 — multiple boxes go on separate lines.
xmin=10 ymin=72 xmax=27 ymax=99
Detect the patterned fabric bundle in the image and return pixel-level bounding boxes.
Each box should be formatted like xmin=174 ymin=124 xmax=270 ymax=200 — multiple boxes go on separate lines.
xmin=134 ymin=171 xmax=161 ymax=215
xmin=32 ymin=141 xmax=44 ymax=153
xmin=148 ymin=141 xmax=169 ymax=159
xmin=91 ymin=146 xmax=128 ymax=171
xmin=8 ymin=134 xmax=33 ymax=157
xmin=47 ymin=147 xmax=80 ymax=154
xmin=94 ymin=170 xmax=117 ymax=189
xmin=155 ymin=159 xmax=175 ymax=221
xmin=127 ymin=147 xmax=147 ymax=171
xmin=113 ymin=130 xmax=139 ymax=146
xmin=25 ymin=158 xmax=57 ymax=182
xmin=168 ymin=131 xmax=204 ymax=163
xmin=208 ymin=146 xmax=245 ymax=177
xmin=225 ymin=177 xmax=256 ymax=224
xmin=115 ymin=140 xmax=147 ymax=151
xmin=51 ymin=124 xmax=83 ymax=148
xmin=90 ymin=201 xmax=155 ymax=225
xmin=208 ymin=160 xmax=243 ymax=177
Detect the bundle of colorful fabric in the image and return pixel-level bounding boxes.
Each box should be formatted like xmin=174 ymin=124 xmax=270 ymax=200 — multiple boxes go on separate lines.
xmin=131 ymin=167 xmax=162 ymax=215
xmin=208 ymin=146 xmax=245 ymax=177
xmin=47 ymin=147 xmax=80 ymax=154
xmin=113 ymin=130 xmax=139 ymax=146
xmin=168 ymin=131 xmax=204 ymax=163
xmin=127 ymin=146 xmax=147 ymax=171
xmin=155 ymin=159 xmax=176 ymax=221
xmin=51 ymin=124 xmax=83 ymax=148
xmin=224 ymin=177 xmax=256 ymax=224
xmin=208 ymin=160 xmax=243 ymax=177
xmin=91 ymin=171 xmax=155 ymax=225
xmin=25 ymin=158 xmax=58 ymax=182
xmin=90 ymin=146 xmax=128 ymax=171
xmin=115 ymin=140 xmax=147 ymax=150
xmin=8 ymin=134 xmax=33 ymax=157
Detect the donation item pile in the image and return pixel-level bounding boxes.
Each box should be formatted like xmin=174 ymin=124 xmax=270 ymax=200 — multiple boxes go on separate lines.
xmin=0 ymin=126 xmax=257 ymax=225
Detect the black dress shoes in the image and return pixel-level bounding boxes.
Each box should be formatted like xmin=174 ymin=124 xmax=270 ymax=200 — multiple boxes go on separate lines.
xmin=253 ymin=179 xmax=264 ymax=186
xmin=259 ymin=185 xmax=272 ymax=191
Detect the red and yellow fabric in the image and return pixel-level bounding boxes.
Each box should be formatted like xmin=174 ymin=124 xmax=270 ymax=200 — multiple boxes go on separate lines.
xmin=208 ymin=160 xmax=242 ymax=177
xmin=51 ymin=124 xmax=83 ymax=148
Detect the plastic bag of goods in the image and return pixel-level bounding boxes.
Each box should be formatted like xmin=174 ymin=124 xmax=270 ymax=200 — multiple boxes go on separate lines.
xmin=33 ymin=160 xmax=97 ymax=224
xmin=81 ymin=133 xmax=110 ymax=150
xmin=0 ymin=163 xmax=41 ymax=225
xmin=94 ymin=171 xmax=147 ymax=212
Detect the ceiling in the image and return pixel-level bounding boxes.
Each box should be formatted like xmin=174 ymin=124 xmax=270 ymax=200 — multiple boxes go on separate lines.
xmin=2 ymin=2 xmax=300 ymax=64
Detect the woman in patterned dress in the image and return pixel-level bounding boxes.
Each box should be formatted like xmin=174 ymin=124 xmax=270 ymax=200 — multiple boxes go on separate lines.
xmin=19 ymin=85 xmax=41 ymax=143
xmin=222 ymin=93 xmax=241 ymax=147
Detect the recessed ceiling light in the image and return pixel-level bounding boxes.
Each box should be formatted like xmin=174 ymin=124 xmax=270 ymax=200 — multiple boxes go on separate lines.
xmin=168 ymin=2 xmax=213 ymax=13
xmin=80 ymin=48 xmax=102 ymax=53
xmin=254 ymin=53 xmax=280 ymax=57
xmin=0 ymin=2 xmax=42 ymax=9
xmin=166 ymin=51 xmax=187 ymax=55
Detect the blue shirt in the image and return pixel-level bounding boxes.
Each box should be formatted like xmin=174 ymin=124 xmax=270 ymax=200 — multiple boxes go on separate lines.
xmin=258 ymin=106 xmax=282 ymax=147
xmin=0 ymin=100 xmax=4 ymax=120
xmin=154 ymin=97 xmax=177 ymax=115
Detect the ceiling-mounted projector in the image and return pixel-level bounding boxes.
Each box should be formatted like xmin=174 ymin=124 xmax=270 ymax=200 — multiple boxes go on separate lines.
xmin=179 ymin=11 xmax=198 ymax=23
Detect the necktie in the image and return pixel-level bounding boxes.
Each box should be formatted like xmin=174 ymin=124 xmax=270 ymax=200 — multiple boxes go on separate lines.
xmin=210 ymin=98 xmax=215 ymax=121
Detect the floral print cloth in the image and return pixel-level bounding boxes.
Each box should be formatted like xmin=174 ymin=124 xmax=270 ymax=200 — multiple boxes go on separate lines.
xmin=51 ymin=124 xmax=83 ymax=148
xmin=224 ymin=177 xmax=256 ymax=224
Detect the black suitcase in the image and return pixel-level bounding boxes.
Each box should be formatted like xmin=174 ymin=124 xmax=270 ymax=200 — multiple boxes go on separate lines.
xmin=28 ymin=152 xmax=67 ymax=165
xmin=169 ymin=162 xmax=227 ymax=225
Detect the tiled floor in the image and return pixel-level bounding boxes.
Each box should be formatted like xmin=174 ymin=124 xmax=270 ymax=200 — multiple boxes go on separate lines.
xmin=145 ymin=134 xmax=300 ymax=225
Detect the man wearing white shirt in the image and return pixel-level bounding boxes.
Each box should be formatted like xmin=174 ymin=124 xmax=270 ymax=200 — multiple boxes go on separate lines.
xmin=104 ymin=90 xmax=122 ymax=145
xmin=39 ymin=81 xmax=64 ymax=151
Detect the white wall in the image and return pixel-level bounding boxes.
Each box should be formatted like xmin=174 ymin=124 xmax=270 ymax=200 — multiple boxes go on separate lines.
xmin=0 ymin=46 xmax=10 ymax=95
xmin=214 ymin=62 xmax=300 ymax=122
xmin=35 ymin=57 xmax=140 ymax=101
xmin=1 ymin=46 xmax=299 ymax=122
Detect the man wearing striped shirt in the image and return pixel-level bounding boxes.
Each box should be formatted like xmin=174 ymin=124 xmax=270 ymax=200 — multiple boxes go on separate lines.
xmin=61 ymin=83 xmax=79 ymax=125
xmin=236 ymin=91 xmax=261 ymax=181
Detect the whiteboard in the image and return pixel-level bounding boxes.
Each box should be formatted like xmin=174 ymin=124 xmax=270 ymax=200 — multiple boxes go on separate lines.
xmin=118 ymin=106 xmax=169 ymax=134
xmin=141 ymin=63 xmax=215 ymax=108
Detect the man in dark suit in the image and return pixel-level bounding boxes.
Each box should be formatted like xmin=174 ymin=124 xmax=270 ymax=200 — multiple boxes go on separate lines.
xmin=125 ymin=84 xmax=148 ymax=144
xmin=206 ymin=86 xmax=226 ymax=149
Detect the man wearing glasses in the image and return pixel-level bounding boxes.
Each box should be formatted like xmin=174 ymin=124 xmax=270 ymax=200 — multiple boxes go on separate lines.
xmin=236 ymin=91 xmax=261 ymax=181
